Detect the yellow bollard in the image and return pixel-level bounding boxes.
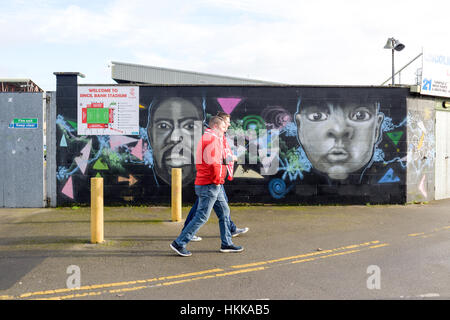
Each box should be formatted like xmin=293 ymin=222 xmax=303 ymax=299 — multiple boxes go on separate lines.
xmin=91 ymin=177 xmax=104 ymax=243
xmin=171 ymin=168 xmax=182 ymax=222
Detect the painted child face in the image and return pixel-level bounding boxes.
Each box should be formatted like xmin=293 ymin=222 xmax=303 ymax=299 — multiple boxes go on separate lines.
xmin=149 ymin=98 xmax=203 ymax=185
xmin=296 ymin=100 xmax=384 ymax=180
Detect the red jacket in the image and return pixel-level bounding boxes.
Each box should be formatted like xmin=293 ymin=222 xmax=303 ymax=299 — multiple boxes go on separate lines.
xmin=195 ymin=128 xmax=227 ymax=185
xmin=223 ymin=134 xmax=234 ymax=181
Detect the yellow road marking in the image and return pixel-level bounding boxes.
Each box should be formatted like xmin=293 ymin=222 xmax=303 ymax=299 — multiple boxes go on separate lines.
xmin=290 ymin=258 xmax=317 ymax=264
xmin=36 ymin=267 xmax=266 ymax=300
xmin=109 ymin=286 xmax=147 ymax=294
xmin=17 ymin=268 xmax=224 ymax=299
xmin=408 ymin=232 xmax=425 ymax=237
xmin=291 ymin=249 xmax=361 ymax=264
xmin=408 ymin=226 xmax=450 ymax=239
xmin=408 ymin=226 xmax=450 ymax=238
xmin=369 ymin=243 xmax=390 ymax=249
xmin=320 ymin=249 xmax=361 ymax=258
xmin=11 ymin=240 xmax=389 ymax=300
xmin=215 ymin=267 xmax=266 ymax=277
xmin=230 ymin=241 xmax=380 ymax=269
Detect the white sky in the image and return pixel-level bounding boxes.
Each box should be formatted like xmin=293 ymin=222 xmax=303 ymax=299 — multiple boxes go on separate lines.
xmin=1 ymin=0 xmax=449 ymax=91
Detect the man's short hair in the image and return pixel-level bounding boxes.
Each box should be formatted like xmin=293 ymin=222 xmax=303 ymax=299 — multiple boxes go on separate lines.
xmin=209 ymin=115 xmax=224 ymax=128
xmin=216 ymin=111 xmax=230 ymax=119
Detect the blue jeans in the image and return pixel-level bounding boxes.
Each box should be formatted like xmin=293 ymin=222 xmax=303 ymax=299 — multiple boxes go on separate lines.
xmin=182 ymin=185 xmax=237 ymax=233
xmin=175 ymin=184 xmax=233 ymax=248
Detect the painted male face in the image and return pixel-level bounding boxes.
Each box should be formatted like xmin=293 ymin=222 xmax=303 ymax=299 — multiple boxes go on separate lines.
xmin=149 ymin=98 xmax=203 ymax=185
xmin=296 ymin=101 xmax=384 ymax=180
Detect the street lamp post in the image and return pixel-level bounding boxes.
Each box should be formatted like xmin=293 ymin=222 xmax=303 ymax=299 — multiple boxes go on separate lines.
xmin=384 ymin=37 xmax=405 ymax=85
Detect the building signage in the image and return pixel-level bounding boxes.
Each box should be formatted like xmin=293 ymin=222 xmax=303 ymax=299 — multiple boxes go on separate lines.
xmin=421 ymin=49 xmax=450 ymax=98
xmin=77 ymin=86 xmax=139 ymax=135
xmin=9 ymin=118 xmax=38 ymax=129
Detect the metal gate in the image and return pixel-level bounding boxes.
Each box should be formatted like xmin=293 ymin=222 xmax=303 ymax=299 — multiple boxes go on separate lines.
xmin=0 ymin=92 xmax=45 ymax=207
xmin=435 ymin=110 xmax=450 ymax=200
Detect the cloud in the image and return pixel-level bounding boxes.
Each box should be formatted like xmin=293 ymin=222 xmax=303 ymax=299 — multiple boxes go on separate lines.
xmin=2 ymin=0 xmax=450 ymax=89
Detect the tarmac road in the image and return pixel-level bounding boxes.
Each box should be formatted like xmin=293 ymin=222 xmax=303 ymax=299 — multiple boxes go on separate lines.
xmin=0 ymin=199 xmax=449 ymax=301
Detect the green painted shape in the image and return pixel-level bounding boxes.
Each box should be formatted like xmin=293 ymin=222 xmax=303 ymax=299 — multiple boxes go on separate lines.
xmin=386 ymin=131 xmax=404 ymax=146
xmin=67 ymin=120 xmax=78 ymax=130
xmin=93 ymin=159 xmax=109 ymax=170
xmin=95 ymin=172 xmax=102 ymax=178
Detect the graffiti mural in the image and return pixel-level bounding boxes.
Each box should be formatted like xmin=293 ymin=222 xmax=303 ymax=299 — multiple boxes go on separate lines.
xmin=295 ymin=97 xmax=385 ymax=182
xmin=56 ymin=84 xmax=410 ymax=205
xmin=406 ymin=98 xmax=435 ymax=202
xmin=147 ymin=97 xmax=205 ymax=186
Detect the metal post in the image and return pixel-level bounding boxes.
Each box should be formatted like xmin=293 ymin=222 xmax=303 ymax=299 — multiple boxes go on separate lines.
xmin=91 ymin=177 xmax=104 ymax=243
xmin=171 ymin=168 xmax=182 ymax=222
xmin=392 ymin=48 xmax=395 ymax=86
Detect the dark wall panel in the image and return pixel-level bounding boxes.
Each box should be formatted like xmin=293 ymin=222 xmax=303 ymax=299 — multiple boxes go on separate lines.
xmin=56 ymin=80 xmax=409 ymax=205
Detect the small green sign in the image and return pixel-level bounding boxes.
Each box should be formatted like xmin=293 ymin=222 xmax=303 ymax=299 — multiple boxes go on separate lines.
xmin=9 ymin=118 xmax=38 ymax=129
xmin=14 ymin=118 xmax=38 ymax=124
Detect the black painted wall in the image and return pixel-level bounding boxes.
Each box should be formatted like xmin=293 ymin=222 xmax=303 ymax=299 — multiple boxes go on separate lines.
xmin=56 ymin=75 xmax=410 ymax=205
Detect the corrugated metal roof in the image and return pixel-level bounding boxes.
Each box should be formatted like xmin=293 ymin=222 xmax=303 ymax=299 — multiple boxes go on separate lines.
xmin=0 ymin=78 xmax=43 ymax=92
xmin=111 ymin=61 xmax=284 ymax=85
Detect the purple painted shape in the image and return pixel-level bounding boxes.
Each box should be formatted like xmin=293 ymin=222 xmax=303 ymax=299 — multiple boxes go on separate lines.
xmin=62 ymin=176 xmax=74 ymax=199
xmin=217 ymin=98 xmax=242 ymax=114
xmin=109 ymin=136 xmax=138 ymax=151
xmin=419 ymin=175 xmax=427 ymax=198
xmin=130 ymin=139 xmax=143 ymax=160
xmin=74 ymin=139 xmax=92 ymax=175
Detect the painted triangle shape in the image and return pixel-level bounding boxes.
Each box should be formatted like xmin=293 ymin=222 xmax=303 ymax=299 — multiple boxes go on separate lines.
xmin=109 ymin=136 xmax=139 ymax=150
xmin=418 ymin=175 xmax=427 ymax=198
xmin=60 ymin=135 xmax=67 ymax=147
xmin=378 ymin=168 xmax=400 ymax=183
xmin=74 ymin=140 xmax=92 ymax=174
xmin=386 ymin=131 xmax=403 ymax=146
xmin=61 ymin=176 xmax=74 ymax=199
xmin=233 ymin=165 xmax=264 ymax=179
xmin=130 ymin=139 xmax=143 ymax=160
xmin=67 ymin=120 xmax=78 ymax=130
xmin=217 ymin=98 xmax=241 ymax=114
xmin=93 ymin=159 xmax=109 ymax=170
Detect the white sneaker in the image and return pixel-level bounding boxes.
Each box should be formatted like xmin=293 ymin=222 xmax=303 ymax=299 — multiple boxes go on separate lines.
xmin=232 ymin=227 xmax=249 ymax=237
xmin=191 ymin=235 xmax=202 ymax=242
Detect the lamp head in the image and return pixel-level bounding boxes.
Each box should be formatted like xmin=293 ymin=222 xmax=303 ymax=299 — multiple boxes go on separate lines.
xmin=384 ymin=38 xmax=394 ymax=49
xmin=393 ymin=39 xmax=405 ymax=51
xmin=383 ymin=37 xmax=405 ymax=51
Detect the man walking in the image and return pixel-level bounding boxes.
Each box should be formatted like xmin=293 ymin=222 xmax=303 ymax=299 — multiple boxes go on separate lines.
xmin=182 ymin=111 xmax=249 ymax=241
xmin=170 ymin=116 xmax=243 ymax=257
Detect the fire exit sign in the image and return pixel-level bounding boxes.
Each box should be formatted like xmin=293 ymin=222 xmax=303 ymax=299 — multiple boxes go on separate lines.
xmin=9 ymin=118 xmax=38 ymax=129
